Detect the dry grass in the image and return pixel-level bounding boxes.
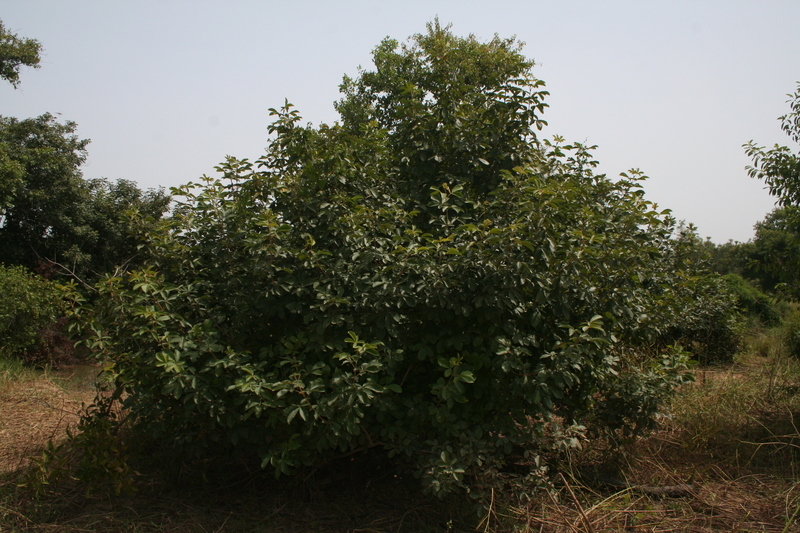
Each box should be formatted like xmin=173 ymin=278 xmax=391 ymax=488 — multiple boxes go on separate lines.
xmin=1 ymin=338 xmax=799 ymax=532
xmin=0 ymin=364 xmax=97 ymax=476
xmin=489 ymin=437 xmax=797 ymax=533
xmin=480 ymin=338 xmax=800 ymax=533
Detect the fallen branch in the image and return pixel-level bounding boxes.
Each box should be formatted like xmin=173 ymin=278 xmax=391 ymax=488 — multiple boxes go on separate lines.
xmin=590 ymin=474 xmax=695 ymax=498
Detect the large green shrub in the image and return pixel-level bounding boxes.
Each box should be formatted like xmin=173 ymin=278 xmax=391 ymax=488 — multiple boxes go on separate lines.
xmin=723 ymin=273 xmax=781 ymax=326
xmin=0 ymin=264 xmax=66 ymax=360
xmin=661 ymin=273 xmax=743 ymax=363
xmin=78 ymin=23 xmax=694 ymax=496
xmin=638 ymin=224 xmax=745 ymax=363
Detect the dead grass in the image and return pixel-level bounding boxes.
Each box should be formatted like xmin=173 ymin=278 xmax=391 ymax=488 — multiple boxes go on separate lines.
xmin=0 ymin=364 xmax=97 ymax=475
xmin=480 ymin=343 xmax=800 ymax=533
xmin=1 ymin=343 xmax=799 ymax=532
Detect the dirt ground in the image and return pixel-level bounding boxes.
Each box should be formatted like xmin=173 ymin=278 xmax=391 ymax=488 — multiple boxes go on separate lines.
xmin=0 ymin=365 xmax=98 ymax=475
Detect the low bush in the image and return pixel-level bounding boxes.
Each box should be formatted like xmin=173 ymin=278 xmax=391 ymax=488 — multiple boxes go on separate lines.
xmin=0 ymin=264 xmax=68 ymax=365
xmin=724 ymin=273 xmax=781 ymax=326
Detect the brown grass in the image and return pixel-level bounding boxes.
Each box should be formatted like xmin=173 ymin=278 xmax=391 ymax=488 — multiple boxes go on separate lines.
xmin=494 ymin=439 xmax=795 ymax=533
xmin=482 ymin=348 xmax=800 ymax=533
xmin=0 ymin=365 xmax=97 ymax=475
xmin=1 ymin=348 xmax=799 ymax=532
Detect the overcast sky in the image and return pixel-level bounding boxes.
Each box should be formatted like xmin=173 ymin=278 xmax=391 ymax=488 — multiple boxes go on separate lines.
xmin=2 ymin=1 xmax=799 ymax=243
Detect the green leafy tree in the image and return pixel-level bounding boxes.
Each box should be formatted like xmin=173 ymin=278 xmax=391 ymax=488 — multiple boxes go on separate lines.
xmin=744 ymin=86 xmax=800 ymax=299
xmin=748 ymin=207 xmax=800 ymax=298
xmin=0 ymin=264 xmax=65 ymax=358
xmin=336 ymin=19 xmax=548 ymax=201
xmin=0 ymin=19 xmax=41 ymax=88
xmin=78 ymin=23 xmax=695 ymax=497
xmin=705 ymin=239 xmax=757 ymax=279
xmin=637 ymin=223 xmax=744 ymax=363
xmin=72 ymin=178 xmax=171 ymax=278
xmin=745 ymin=83 xmax=800 ymax=207
xmin=0 ymin=114 xmax=89 ymax=269
xmin=0 ymin=114 xmax=170 ymax=279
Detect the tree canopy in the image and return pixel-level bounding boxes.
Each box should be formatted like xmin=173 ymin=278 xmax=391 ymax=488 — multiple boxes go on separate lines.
xmin=335 ymin=20 xmax=548 ymax=200
xmin=0 ymin=113 xmax=170 ymax=280
xmin=0 ymin=19 xmax=42 ymax=88
xmin=0 ymin=114 xmax=89 ymax=268
xmin=745 ymin=83 xmax=800 ymax=207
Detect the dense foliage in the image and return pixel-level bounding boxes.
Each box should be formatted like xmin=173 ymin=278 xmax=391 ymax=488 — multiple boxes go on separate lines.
xmin=707 ymin=207 xmax=800 ymax=302
xmin=646 ymin=225 xmax=744 ymax=362
xmin=78 ymin=23 xmax=704 ymax=496
xmin=0 ymin=264 xmax=65 ymax=359
xmin=723 ymin=273 xmax=782 ymax=326
xmin=0 ymin=113 xmax=170 ymax=280
xmin=749 ymin=207 xmax=800 ymax=299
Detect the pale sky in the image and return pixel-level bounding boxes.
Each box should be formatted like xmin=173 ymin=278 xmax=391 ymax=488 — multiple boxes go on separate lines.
xmin=2 ymin=1 xmax=799 ymax=243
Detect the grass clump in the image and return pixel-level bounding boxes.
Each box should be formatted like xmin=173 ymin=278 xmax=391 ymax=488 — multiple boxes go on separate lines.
xmin=671 ymin=353 xmax=800 ymax=466
xmin=0 ymin=355 xmax=37 ymax=385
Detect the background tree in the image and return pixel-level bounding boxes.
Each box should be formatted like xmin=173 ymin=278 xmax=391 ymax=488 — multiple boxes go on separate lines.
xmin=0 ymin=20 xmax=168 ymax=368
xmin=79 ymin=178 xmax=171 ymax=276
xmin=645 ymin=223 xmax=744 ymax=362
xmin=744 ymin=84 xmax=800 ymax=299
xmin=0 ymin=19 xmax=42 ymax=88
xmin=748 ymin=207 xmax=800 ymax=299
xmin=0 ymin=114 xmax=170 ymax=280
xmin=706 ymin=239 xmax=756 ymax=280
xmin=0 ymin=114 xmax=89 ymax=271
xmin=0 ymin=18 xmax=42 ymax=222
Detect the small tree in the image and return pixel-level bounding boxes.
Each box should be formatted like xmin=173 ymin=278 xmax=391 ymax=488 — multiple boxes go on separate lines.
xmin=79 ymin=23 xmax=694 ymax=497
